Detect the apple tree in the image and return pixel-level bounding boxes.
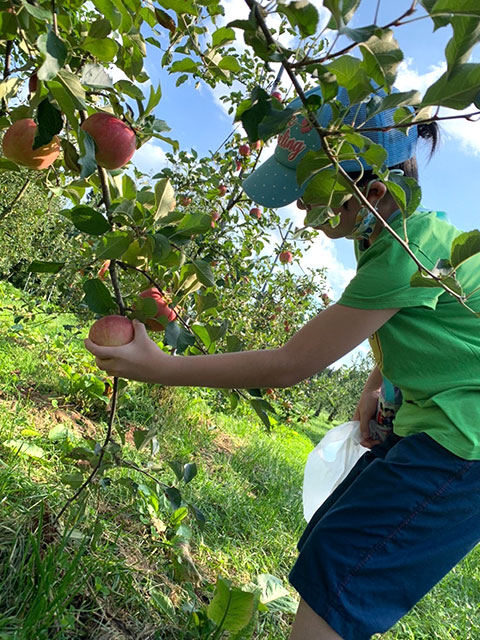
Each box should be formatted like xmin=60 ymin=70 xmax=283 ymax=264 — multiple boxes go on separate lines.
xmin=2 ymin=0 xmax=480 ymax=528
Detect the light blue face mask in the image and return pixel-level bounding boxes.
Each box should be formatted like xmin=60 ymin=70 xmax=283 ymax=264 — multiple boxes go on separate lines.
xmin=345 ymin=170 xmax=405 ymax=242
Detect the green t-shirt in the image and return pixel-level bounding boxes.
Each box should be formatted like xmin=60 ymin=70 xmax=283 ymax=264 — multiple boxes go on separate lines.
xmin=339 ymin=208 xmax=480 ymax=460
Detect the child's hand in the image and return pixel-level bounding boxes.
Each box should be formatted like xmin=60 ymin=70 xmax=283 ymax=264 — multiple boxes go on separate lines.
xmin=84 ymin=319 xmax=169 ymax=383
xmin=353 ymin=388 xmax=381 ymax=449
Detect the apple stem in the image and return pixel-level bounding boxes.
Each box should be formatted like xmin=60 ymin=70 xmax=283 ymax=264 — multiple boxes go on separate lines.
xmin=54 ymin=377 xmax=120 ymax=525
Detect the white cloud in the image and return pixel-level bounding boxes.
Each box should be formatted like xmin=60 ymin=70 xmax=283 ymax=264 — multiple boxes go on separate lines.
xmin=132 ymin=140 xmax=167 ymax=175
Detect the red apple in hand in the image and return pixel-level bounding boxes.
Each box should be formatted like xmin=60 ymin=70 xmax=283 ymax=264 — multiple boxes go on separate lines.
xmin=81 ymin=113 xmax=136 ymax=170
xmin=279 ymin=250 xmax=293 ymax=264
xmin=139 ymin=287 xmax=177 ymax=331
xmin=88 ymin=315 xmax=134 ymax=346
xmin=2 ymin=119 xmax=61 ymax=170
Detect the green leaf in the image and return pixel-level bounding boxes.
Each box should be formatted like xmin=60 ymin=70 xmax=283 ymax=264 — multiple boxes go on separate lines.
xmin=33 ymin=98 xmax=63 ymax=149
xmin=150 ymin=590 xmax=176 ymax=617
xmin=20 ymin=0 xmax=52 ymax=21
xmin=450 ymin=230 xmax=480 ymax=267
xmin=81 ymin=63 xmax=114 ymax=89
xmin=422 ymin=63 xmax=480 ymax=109
xmin=296 ymin=150 xmax=333 ymax=188
xmin=431 ymin=0 xmax=480 ymax=18
xmin=28 ymin=260 xmax=64 ymax=274
xmin=192 ymin=260 xmax=215 ymax=287
xmin=96 ymin=231 xmax=132 ymax=260
xmin=3 ymin=439 xmax=45 ymax=459
xmin=326 ymin=55 xmax=372 ymax=103
xmin=386 ymin=173 xmax=421 ymax=216
xmin=48 ymin=424 xmax=75 ymax=441
xmin=61 ymin=472 xmax=84 ymax=489
xmin=144 ymin=83 xmax=162 ymax=118
xmin=207 ymin=577 xmax=256 ymax=633
xmin=0 ymin=11 xmax=17 ymax=39
xmin=78 ymin=129 xmax=98 ymax=178
xmin=70 ymin=205 xmax=111 ymax=235
xmin=58 ymin=69 xmax=87 ymax=110
xmin=151 ymin=233 xmax=171 ymax=263
xmin=341 ymin=24 xmax=382 ymax=43
xmin=445 ymin=15 xmax=480 ymax=70
xmin=81 ymin=38 xmax=118 ymax=63
xmin=92 ymin=0 xmax=122 ymax=29
xmin=157 ymin=0 xmax=198 ymax=15
xmin=325 ymin=0 xmax=361 ymax=29
xmin=360 ymin=30 xmax=403 ymax=88
xmin=366 ymin=90 xmax=421 ymax=119
xmin=154 ymin=178 xmax=176 ymax=221
xmin=217 ymin=55 xmax=241 ymax=72
xmin=170 ymin=58 xmax=199 ymax=73
xmin=37 ymin=29 xmax=68 ymax=81
xmin=211 ymin=26 xmax=236 ymax=47
xmin=0 ymin=158 xmax=21 ymax=172
xmin=88 ymin=17 xmax=112 ymax=39
xmin=183 ymin=462 xmax=197 ymax=483
xmin=0 ymin=77 xmax=23 ymax=103
xmin=82 ymin=279 xmax=116 ymax=314
xmin=256 ymin=574 xmax=298 ymax=614
xmin=250 ymin=398 xmax=273 ymax=431
xmin=277 ymin=1 xmax=320 ymax=38
xmin=115 ymin=79 xmax=144 ymax=100
xmin=302 ymin=168 xmax=351 ymax=209
xmin=410 ymin=269 xmax=463 ymax=296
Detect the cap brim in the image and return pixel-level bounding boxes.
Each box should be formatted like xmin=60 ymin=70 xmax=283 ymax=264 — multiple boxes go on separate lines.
xmin=242 ymin=155 xmax=304 ymax=208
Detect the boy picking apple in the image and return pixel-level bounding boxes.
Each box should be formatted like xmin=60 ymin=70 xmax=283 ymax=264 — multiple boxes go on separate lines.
xmin=85 ymin=87 xmax=480 ymax=640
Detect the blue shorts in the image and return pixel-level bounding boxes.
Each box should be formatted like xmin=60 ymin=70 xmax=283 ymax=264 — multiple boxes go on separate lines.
xmin=289 ymin=432 xmax=480 ymax=640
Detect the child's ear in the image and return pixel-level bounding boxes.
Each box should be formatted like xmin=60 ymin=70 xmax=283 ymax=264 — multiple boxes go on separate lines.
xmin=366 ymin=181 xmax=387 ymax=201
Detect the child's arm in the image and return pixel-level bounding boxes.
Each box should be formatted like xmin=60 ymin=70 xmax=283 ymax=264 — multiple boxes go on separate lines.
xmin=84 ymin=303 xmax=398 ymax=388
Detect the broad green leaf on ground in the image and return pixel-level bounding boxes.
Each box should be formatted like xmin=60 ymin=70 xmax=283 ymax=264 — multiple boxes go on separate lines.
xmin=82 ymin=278 xmax=116 ymax=314
xmin=3 ymin=439 xmax=45 ymax=459
xmin=450 ymin=230 xmax=480 ymax=267
xmin=256 ymin=574 xmax=298 ymax=614
xmin=70 ymin=206 xmax=111 ymax=235
xmin=207 ymin=577 xmax=256 ymax=633
xmin=37 ymin=30 xmax=67 ymax=81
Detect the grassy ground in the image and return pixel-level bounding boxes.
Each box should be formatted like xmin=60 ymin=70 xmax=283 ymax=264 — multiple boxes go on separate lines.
xmin=0 ymin=281 xmax=479 ymax=639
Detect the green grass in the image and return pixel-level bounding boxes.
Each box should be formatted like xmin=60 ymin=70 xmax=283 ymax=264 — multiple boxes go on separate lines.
xmin=0 ymin=280 xmax=479 ymax=639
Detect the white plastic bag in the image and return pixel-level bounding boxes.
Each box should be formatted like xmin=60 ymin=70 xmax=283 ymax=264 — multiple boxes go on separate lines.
xmin=302 ymin=421 xmax=369 ymax=522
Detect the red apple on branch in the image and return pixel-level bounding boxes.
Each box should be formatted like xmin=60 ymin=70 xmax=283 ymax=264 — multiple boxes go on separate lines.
xmin=250 ymin=207 xmax=262 ymax=220
xmin=180 ymin=196 xmax=192 ymax=206
xmin=80 ymin=112 xmax=136 ymax=170
xmin=271 ymin=91 xmax=283 ymax=102
xmin=88 ymin=315 xmax=134 ymax=346
xmin=97 ymin=260 xmax=111 ymax=280
xmin=279 ymin=250 xmax=293 ymax=264
xmin=139 ymin=287 xmax=177 ymax=331
xmin=218 ymin=184 xmax=228 ymax=196
xmin=238 ymin=143 xmax=250 ymax=157
xmin=2 ymin=119 xmax=61 ymax=170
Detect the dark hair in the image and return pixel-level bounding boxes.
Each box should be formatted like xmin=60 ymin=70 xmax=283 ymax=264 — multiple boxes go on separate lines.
xmin=349 ymin=121 xmax=440 ymax=186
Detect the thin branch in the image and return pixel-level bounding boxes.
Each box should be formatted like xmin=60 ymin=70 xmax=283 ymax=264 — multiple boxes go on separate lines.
xmin=0 ymin=179 xmax=31 ymax=223
xmin=54 ymin=377 xmax=120 ymax=524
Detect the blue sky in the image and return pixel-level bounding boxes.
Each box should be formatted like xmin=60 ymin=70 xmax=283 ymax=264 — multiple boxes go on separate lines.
xmin=129 ymin=1 xmax=480 ymax=364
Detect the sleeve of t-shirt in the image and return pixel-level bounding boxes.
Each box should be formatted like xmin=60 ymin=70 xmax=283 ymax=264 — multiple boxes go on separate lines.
xmin=338 ymin=236 xmax=442 ymax=310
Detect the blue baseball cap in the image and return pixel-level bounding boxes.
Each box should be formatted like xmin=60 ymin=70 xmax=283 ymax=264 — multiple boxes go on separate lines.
xmin=242 ymin=86 xmax=418 ymax=208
